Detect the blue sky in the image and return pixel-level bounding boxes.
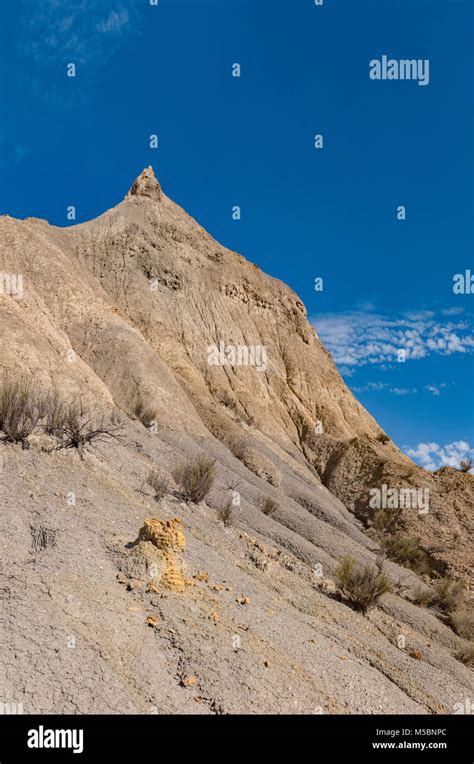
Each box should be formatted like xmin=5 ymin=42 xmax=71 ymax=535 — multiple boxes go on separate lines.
xmin=0 ymin=0 xmax=472 ymax=469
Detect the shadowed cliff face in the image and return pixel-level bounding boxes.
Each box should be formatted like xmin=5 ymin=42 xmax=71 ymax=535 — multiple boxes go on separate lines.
xmin=0 ymin=168 xmax=471 ymax=714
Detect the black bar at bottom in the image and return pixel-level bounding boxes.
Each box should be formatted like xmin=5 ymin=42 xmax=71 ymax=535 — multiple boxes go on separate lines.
xmin=0 ymin=714 xmax=471 ymax=759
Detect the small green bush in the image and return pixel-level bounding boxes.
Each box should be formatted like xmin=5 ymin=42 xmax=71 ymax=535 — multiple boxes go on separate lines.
xmin=173 ymin=455 xmax=216 ymax=503
xmin=335 ymin=556 xmax=392 ymax=614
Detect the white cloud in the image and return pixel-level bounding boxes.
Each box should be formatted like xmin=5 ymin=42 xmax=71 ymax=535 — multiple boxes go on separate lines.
xmin=404 ymin=441 xmax=474 ymax=472
xmin=352 ymin=381 xmax=451 ymax=397
xmin=312 ymin=309 xmax=474 ymax=369
xmin=352 ymin=381 xmax=419 ymax=395
xmin=97 ymin=9 xmax=130 ymax=35
xmin=22 ymin=1 xmax=138 ymax=66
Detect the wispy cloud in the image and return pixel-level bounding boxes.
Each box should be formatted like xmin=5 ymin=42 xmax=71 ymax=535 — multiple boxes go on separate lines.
xmin=312 ymin=308 xmax=473 ymax=369
xmin=352 ymin=381 xmax=418 ymax=395
xmin=21 ymin=1 xmax=140 ymax=67
xmin=404 ymin=441 xmax=473 ymax=472
xmin=97 ymin=9 xmax=130 ymax=35
xmin=352 ymin=381 xmax=451 ymax=396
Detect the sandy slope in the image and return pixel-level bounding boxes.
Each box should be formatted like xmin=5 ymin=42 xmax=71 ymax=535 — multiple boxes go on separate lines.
xmin=0 ymin=168 xmax=472 ymax=713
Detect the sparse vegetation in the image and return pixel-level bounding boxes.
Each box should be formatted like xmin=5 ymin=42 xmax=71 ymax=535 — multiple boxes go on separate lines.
xmin=0 ymin=379 xmax=45 ymax=448
xmin=133 ymin=394 xmax=157 ymax=428
xmin=258 ymin=495 xmax=279 ymax=516
xmin=372 ymin=506 xmax=402 ymax=533
xmin=335 ymin=556 xmax=392 ymax=614
xmin=146 ymin=470 xmax=169 ymax=501
xmin=449 ymin=610 xmax=474 ymax=640
xmin=54 ymin=401 xmax=121 ymax=457
xmin=412 ymin=584 xmax=436 ymax=608
xmin=224 ymin=477 xmax=241 ymax=493
xmin=432 ymin=576 xmax=464 ymax=612
xmin=173 ymin=455 xmax=216 ymax=503
xmin=0 ymin=379 xmax=121 ymax=456
xmin=42 ymin=391 xmax=68 ymax=436
xmin=217 ymin=498 xmax=235 ymax=527
xmin=454 ymin=643 xmax=474 ymax=667
xmin=30 ymin=525 xmax=57 ymax=552
xmin=459 ymin=458 xmax=472 ymax=473
xmin=383 ymin=534 xmax=430 ymax=574
xmin=376 ymin=432 xmax=390 ymax=444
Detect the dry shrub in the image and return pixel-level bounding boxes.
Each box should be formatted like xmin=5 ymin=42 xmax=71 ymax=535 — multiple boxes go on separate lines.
xmin=217 ymin=497 xmax=235 ymax=527
xmin=31 ymin=525 xmax=57 ymax=552
xmin=412 ymin=585 xmax=436 ymax=608
xmin=42 ymin=391 xmax=68 ymax=436
xmin=449 ymin=610 xmax=474 ymax=640
xmin=0 ymin=378 xmax=45 ymax=448
xmin=146 ymin=470 xmax=169 ymax=501
xmin=335 ymin=556 xmax=392 ymax=614
xmin=173 ymin=455 xmax=216 ymax=503
xmin=432 ymin=577 xmax=464 ymax=612
xmin=455 ymin=643 xmax=474 ymax=667
xmin=459 ymin=458 xmax=472 ymax=473
xmin=258 ymin=496 xmax=278 ymax=516
xmin=54 ymin=401 xmax=121 ymax=457
xmin=373 ymin=507 xmax=402 ymax=533
xmin=383 ymin=534 xmax=430 ymax=573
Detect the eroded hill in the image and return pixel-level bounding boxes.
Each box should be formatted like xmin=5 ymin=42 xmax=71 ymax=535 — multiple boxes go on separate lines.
xmin=0 ymin=168 xmax=472 ymax=714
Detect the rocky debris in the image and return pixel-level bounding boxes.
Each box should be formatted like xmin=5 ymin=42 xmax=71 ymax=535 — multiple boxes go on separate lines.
xmin=137 ymin=518 xmax=190 ymax=593
xmin=235 ymin=595 xmax=251 ymax=605
xmin=181 ymin=675 xmax=198 ymax=687
xmin=139 ymin=518 xmax=186 ymax=551
xmin=126 ymin=166 xmax=162 ymax=202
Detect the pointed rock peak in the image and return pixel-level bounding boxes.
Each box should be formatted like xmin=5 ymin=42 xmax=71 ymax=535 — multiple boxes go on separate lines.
xmin=126 ymin=166 xmax=162 ymax=201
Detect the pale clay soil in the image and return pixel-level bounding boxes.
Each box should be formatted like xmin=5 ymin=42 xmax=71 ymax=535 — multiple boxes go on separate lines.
xmin=0 ymin=168 xmax=472 ymax=714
